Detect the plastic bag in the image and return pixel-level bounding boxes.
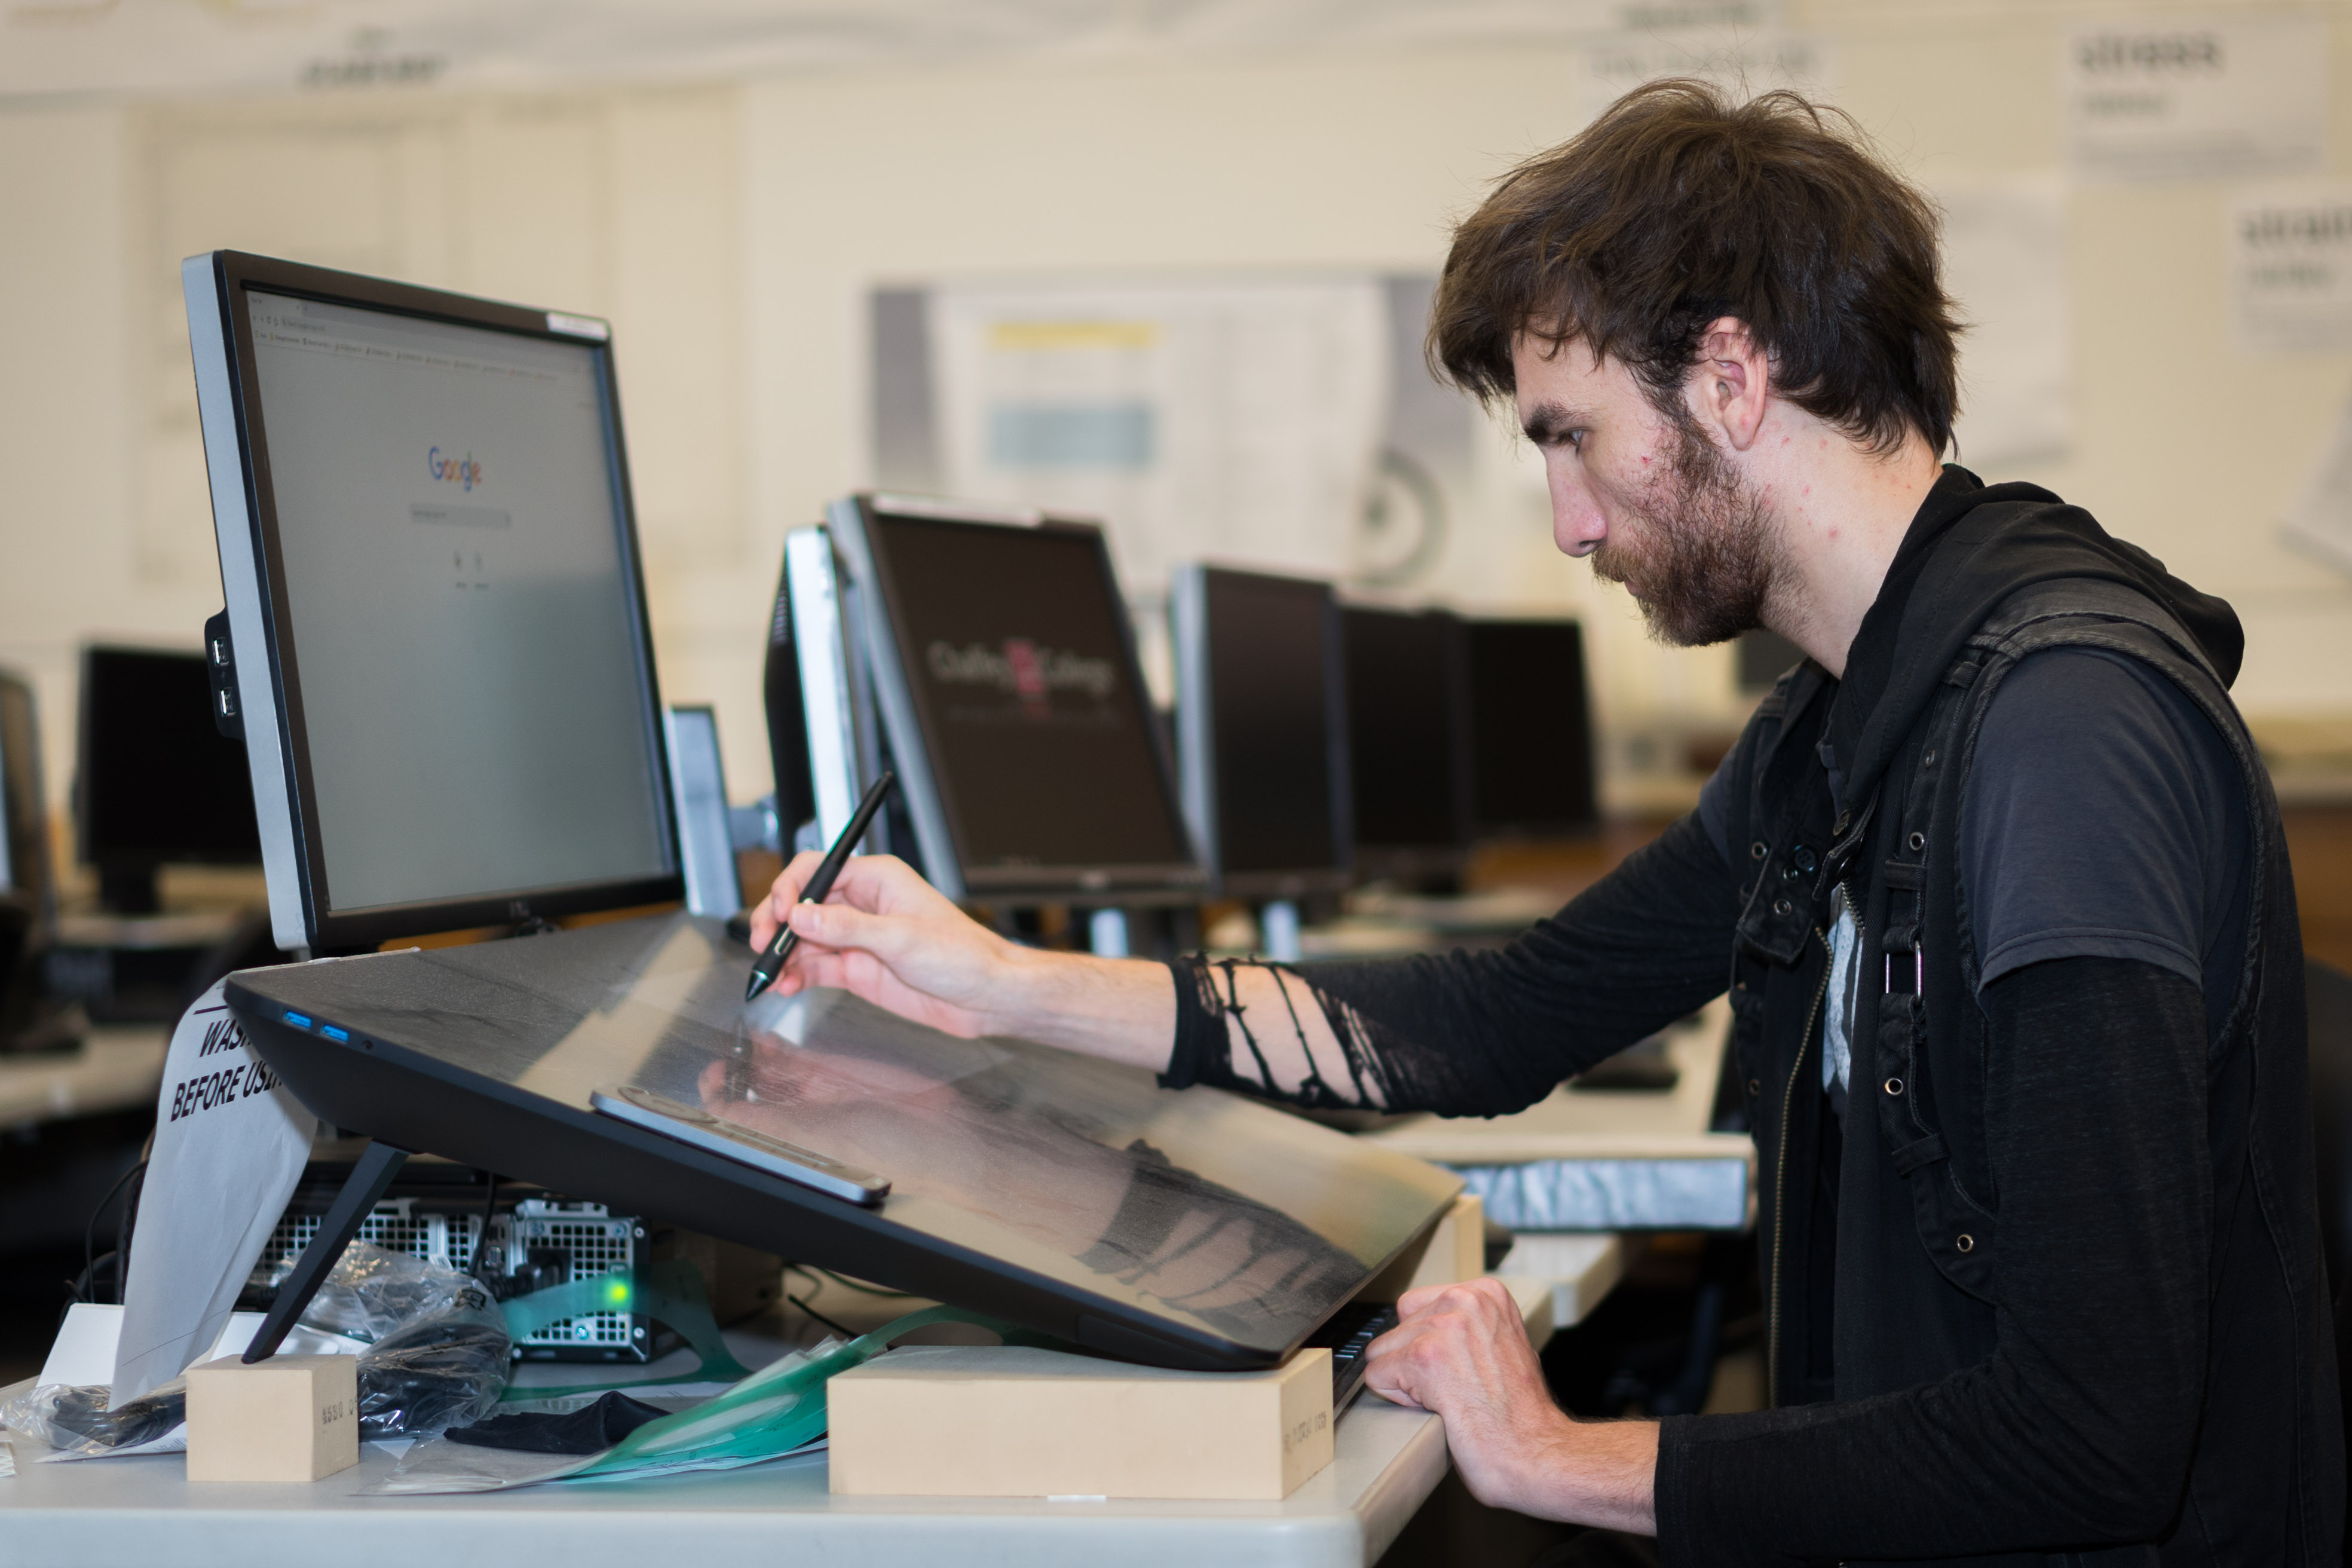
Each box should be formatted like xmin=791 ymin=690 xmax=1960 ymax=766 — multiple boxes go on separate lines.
xmin=2 ymin=1242 xmax=509 ymax=1457
xmin=2 ymin=1380 xmax=189 ymax=1459
xmin=308 ymin=1243 xmax=511 ymax=1440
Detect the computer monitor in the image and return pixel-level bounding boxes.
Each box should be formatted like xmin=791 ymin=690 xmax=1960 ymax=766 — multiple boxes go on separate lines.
xmin=76 ymin=645 xmax=263 ymax=915
xmin=0 ymin=669 xmax=83 ymax=1053
xmin=184 ymin=251 xmax=681 ymax=956
xmin=1172 ymin=565 xmax=1352 ymax=898
xmin=1465 ymin=617 xmax=1598 ymax=837
xmin=816 ymin=495 xmax=1200 ymax=904
xmin=1339 ymin=605 xmax=1472 ymax=881
xmin=0 ymin=670 xmax=51 ymax=927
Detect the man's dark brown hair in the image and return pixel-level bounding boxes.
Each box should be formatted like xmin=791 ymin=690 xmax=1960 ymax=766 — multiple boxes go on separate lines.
xmin=1430 ymin=79 xmax=1962 ymax=457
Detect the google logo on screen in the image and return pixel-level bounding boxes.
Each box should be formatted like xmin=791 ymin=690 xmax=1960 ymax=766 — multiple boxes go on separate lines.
xmin=428 ymin=446 xmax=483 ymax=492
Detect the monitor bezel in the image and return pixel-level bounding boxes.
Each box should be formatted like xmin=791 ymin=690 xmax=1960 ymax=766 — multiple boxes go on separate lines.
xmin=1336 ymin=603 xmax=1475 ymax=881
xmin=184 ymin=250 xmax=683 ymax=956
xmin=825 ymin=494 xmax=1203 ymax=905
xmin=1172 ymin=564 xmax=1355 ymax=899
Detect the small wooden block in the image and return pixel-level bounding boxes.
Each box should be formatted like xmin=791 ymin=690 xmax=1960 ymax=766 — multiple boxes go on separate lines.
xmin=1407 ymin=1192 xmax=1487 ymax=1294
xmin=828 ymin=1344 xmax=1333 ymax=1500
xmin=185 ymin=1353 xmax=359 ymax=1483
xmin=1358 ymin=1192 xmax=1486 ymax=1303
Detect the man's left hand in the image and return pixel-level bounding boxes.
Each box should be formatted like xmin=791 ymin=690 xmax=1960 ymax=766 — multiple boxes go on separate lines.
xmin=1362 ymin=1275 xmax=1659 ymax=1535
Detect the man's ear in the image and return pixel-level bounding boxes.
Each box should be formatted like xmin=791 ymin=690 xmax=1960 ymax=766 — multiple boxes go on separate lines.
xmin=1684 ymin=317 xmax=1770 ymax=453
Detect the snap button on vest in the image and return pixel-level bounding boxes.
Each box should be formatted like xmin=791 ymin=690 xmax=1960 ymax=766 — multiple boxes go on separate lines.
xmin=1748 ymin=1078 xmax=1762 ymax=1096
xmin=1772 ymin=897 xmax=1792 ymax=916
xmin=1750 ymin=840 xmax=1767 ymax=860
xmin=1955 ymin=1234 xmax=1976 ymax=1254
xmin=1907 ymin=831 xmax=1927 ymax=852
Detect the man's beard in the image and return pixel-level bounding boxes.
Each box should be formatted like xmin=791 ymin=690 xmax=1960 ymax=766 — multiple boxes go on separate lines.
xmin=1589 ymin=414 xmax=1779 ymax=647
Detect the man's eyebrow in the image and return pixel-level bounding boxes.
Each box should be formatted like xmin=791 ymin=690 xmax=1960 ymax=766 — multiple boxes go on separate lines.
xmin=1520 ymin=400 xmax=1591 ymax=443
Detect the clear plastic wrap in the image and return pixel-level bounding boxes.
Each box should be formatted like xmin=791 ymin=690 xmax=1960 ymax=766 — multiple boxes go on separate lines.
xmin=2 ymin=1242 xmax=510 ymax=1457
xmin=1 ymin=1380 xmax=189 ymax=1459
xmin=310 ymin=1243 xmax=511 ymax=1441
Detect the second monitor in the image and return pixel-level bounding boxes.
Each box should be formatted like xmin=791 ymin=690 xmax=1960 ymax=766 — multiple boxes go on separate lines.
xmin=1172 ymin=564 xmax=1352 ymax=899
xmin=819 ymin=495 xmax=1202 ymax=905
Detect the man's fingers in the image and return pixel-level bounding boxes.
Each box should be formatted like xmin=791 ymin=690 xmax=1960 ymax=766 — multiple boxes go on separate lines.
xmin=789 ymin=896 xmax=906 ymax=961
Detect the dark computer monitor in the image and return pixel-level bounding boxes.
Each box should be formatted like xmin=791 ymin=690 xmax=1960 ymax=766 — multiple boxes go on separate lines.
xmin=184 ymin=250 xmax=682 ymax=955
xmin=0 ymin=672 xmax=51 ymax=928
xmin=1465 ymin=617 xmax=1598 ymax=837
xmin=1172 ymin=565 xmax=1352 ymax=898
xmin=819 ymin=495 xmax=1201 ymax=905
xmin=1339 ymin=605 xmax=1472 ymax=880
xmin=76 ymin=645 xmax=263 ymax=914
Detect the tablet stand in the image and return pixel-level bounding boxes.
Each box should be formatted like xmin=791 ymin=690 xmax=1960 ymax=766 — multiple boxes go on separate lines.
xmin=241 ymin=1139 xmax=411 ymax=1363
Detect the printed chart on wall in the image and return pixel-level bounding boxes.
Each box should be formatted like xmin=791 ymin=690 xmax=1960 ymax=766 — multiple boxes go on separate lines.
xmin=2063 ymin=14 xmax=2326 ymax=183
xmin=928 ymin=278 xmax=1393 ymax=598
xmin=2231 ymin=181 xmax=2352 ymax=357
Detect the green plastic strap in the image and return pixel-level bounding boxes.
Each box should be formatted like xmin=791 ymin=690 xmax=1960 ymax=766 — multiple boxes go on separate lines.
xmin=569 ymin=1303 xmax=1052 ymax=1480
xmin=495 ymin=1260 xmax=754 ymax=1402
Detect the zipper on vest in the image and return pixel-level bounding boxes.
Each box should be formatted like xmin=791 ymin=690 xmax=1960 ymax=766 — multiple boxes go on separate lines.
xmin=1766 ymin=925 xmax=1835 ymax=1407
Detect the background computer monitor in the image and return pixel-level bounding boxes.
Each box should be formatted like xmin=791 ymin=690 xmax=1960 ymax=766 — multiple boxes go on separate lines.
xmin=1339 ymin=604 xmax=1472 ymax=881
xmin=0 ymin=670 xmax=65 ymax=1048
xmin=185 ymin=251 xmax=682 ymax=955
xmin=0 ymin=672 xmax=51 ymax=929
xmin=1172 ymin=565 xmax=1352 ymax=898
xmin=76 ymin=645 xmax=262 ymax=915
xmin=1465 ymin=617 xmax=1598 ymax=837
xmin=821 ymin=495 xmax=1200 ymax=904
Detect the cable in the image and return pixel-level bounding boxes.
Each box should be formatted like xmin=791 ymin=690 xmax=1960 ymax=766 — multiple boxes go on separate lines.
xmin=471 ymin=1172 xmax=501 ymax=1287
xmin=113 ymin=1162 xmax=147 ymax=1306
xmin=801 ymin=1264 xmax=914 ymax=1300
xmin=783 ymin=1288 xmax=854 ymax=1339
xmin=79 ymin=1159 xmax=146 ymax=1307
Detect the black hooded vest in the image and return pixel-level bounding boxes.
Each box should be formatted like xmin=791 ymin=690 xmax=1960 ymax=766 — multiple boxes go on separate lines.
xmin=1719 ymin=477 xmax=2342 ymax=1563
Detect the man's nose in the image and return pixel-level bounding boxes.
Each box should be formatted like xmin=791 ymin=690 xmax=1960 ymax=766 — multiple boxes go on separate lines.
xmin=1551 ymin=488 xmax=1606 ymax=558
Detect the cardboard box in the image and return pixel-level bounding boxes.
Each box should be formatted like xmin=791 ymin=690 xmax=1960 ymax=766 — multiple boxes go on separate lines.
xmin=184 ymin=1352 xmax=359 ymax=1483
xmin=828 ymin=1344 xmax=1333 ymax=1500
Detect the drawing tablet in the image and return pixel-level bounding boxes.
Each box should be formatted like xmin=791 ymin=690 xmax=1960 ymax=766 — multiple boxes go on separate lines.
xmin=226 ymin=912 xmax=1460 ymax=1370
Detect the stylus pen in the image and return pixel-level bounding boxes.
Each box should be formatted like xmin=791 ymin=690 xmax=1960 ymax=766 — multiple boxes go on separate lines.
xmin=745 ymin=770 xmax=897 ymax=1002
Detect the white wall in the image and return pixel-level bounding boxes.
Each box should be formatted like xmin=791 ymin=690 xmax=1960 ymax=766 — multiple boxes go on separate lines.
xmin=9 ymin=2 xmax=2352 ymax=838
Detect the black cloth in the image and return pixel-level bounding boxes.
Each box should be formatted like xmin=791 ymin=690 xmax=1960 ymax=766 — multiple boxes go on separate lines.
xmin=1699 ymin=644 xmax=2252 ymax=1033
xmin=443 ymin=1391 xmax=669 ymax=1456
xmin=1658 ymin=957 xmax=2218 ymax=1560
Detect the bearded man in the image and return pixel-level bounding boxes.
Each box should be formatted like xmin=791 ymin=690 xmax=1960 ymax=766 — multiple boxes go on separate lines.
xmin=749 ymin=82 xmax=2342 ymax=1563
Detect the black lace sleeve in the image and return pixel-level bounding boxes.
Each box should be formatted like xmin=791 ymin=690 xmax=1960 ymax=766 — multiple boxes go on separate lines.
xmin=1160 ymin=811 xmax=1739 ymax=1118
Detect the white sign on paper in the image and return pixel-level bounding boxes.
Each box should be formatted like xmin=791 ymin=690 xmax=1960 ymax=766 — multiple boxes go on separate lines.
xmin=2284 ymin=382 xmax=2352 ymax=574
xmin=1574 ymin=28 xmax=1832 ymax=122
xmin=2230 ymin=180 xmax=2352 ymax=356
xmin=1938 ymin=174 xmax=2072 ymax=467
xmin=930 ymin=278 xmax=1391 ymax=597
xmin=2063 ymin=16 xmax=2328 ymax=183
xmin=111 ymin=982 xmax=321 ymax=1405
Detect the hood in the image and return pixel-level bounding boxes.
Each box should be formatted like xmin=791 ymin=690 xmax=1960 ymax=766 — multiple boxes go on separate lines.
xmin=1823 ymin=466 xmax=2243 ymax=820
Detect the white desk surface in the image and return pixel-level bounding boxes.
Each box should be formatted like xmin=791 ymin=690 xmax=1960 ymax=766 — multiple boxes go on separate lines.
xmin=1363 ymin=1000 xmax=1748 ymax=1168
xmin=0 ymin=1278 xmax=1558 ymax=1568
xmin=0 ymin=1024 xmax=167 ymax=1130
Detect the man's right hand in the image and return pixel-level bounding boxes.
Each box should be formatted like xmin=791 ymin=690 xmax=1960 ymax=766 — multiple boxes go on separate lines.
xmin=746 ymin=853 xmax=1177 ymax=1069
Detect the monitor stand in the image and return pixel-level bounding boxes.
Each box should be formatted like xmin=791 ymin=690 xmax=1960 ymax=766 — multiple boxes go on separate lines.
xmin=240 ymin=1139 xmax=411 ymax=1363
xmin=1259 ymin=900 xmax=1302 ymax=963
